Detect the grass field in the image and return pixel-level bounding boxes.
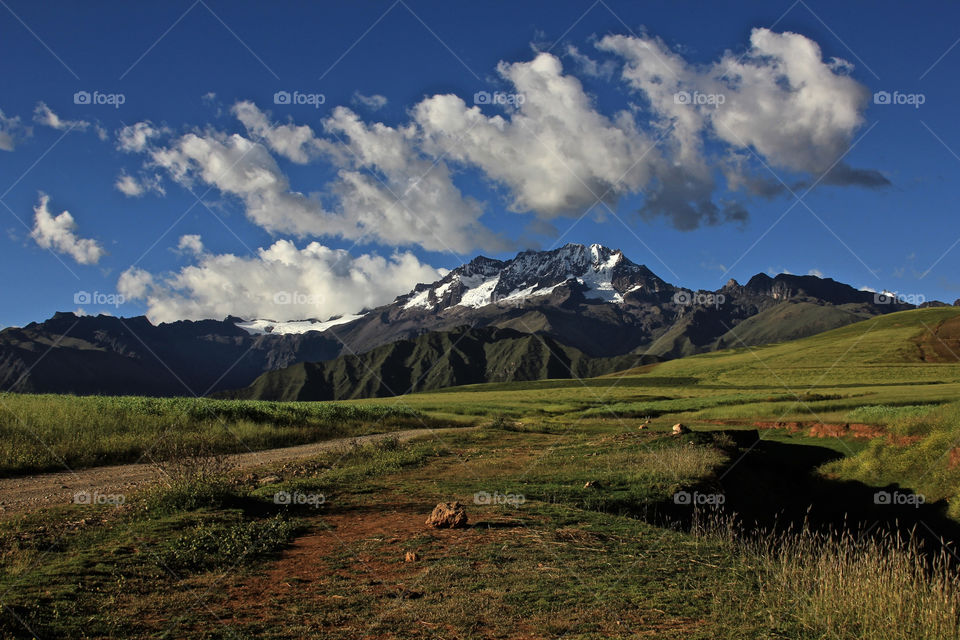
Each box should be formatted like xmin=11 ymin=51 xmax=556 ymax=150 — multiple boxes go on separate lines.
xmin=3 ymin=307 xmax=960 ymax=638
xmin=0 ymin=395 xmax=446 ymax=476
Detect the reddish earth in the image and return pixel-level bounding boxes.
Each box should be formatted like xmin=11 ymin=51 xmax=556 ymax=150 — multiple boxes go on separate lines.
xmin=913 ymin=315 xmax=960 ymax=362
xmin=948 ymin=448 xmax=960 ymax=469
xmin=215 ymin=505 xmax=539 ymax=637
xmin=706 ymin=420 xmax=916 ymax=444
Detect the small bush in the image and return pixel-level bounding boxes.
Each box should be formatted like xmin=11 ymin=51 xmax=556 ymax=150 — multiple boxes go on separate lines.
xmin=158 ymin=515 xmax=300 ymax=574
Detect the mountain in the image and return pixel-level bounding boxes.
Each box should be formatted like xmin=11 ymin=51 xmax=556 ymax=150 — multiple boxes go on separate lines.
xmin=315 ymin=243 xmax=912 ymax=360
xmin=0 ymin=243 xmax=919 ymax=397
xmin=0 ymin=312 xmax=342 ymax=396
xmin=222 ymin=326 xmax=654 ymax=401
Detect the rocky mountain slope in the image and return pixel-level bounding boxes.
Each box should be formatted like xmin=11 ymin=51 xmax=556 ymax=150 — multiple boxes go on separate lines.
xmin=0 ymin=243 xmax=921 ymax=396
xmin=223 ymin=326 xmax=653 ymax=401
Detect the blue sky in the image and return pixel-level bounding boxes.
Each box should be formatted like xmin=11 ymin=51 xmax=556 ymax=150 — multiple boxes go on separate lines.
xmin=1 ymin=0 xmax=958 ymax=326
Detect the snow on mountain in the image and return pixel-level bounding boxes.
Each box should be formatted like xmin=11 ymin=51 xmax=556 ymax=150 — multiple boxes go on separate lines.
xmin=236 ymin=314 xmax=364 ymax=335
xmin=400 ymin=243 xmax=659 ymax=311
xmin=239 ymin=244 xmax=666 ymax=332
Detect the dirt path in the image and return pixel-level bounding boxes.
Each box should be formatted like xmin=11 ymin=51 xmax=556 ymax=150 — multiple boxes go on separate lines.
xmin=0 ymin=428 xmax=465 ymax=517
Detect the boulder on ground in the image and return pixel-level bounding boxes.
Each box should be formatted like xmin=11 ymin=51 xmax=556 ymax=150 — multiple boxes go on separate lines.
xmin=425 ymin=501 xmax=468 ymax=529
xmin=672 ymin=423 xmax=690 ymax=435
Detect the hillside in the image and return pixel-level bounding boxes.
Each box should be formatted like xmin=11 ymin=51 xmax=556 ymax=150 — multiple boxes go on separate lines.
xmin=226 ymin=326 xmax=652 ymax=401
xmin=622 ymin=306 xmax=960 ymax=388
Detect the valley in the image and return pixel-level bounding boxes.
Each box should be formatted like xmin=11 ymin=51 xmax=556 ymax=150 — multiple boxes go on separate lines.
xmin=2 ymin=307 xmax=960 ymax=638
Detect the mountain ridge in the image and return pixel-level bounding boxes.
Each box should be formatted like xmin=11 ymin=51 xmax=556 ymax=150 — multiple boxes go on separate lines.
xmin=0 ymin=243 xmax=934 ymax=397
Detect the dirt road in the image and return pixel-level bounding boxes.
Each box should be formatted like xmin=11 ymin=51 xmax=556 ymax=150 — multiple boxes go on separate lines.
xmin=0 ymin=428 xmax=461 ymax=517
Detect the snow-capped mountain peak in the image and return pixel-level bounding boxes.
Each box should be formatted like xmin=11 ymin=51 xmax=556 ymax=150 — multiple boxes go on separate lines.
xmin=237 ymin=244 xmax=668 ymax=335
xmin=401 ymin=243 xmax=664 ymax=311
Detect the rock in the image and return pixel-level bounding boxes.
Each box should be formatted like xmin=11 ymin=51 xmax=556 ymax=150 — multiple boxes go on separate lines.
xmin=404 ymin=551 xmax=420 ymax=562
xmin=584 ymin=480 xmax=601 ymax=489
xmin=257 ymin=475 xmax=282 ymax=486
xmin=672 ymin=423 xmax=689 ymax=435
xmin=425 ymin=501 xmax=468 ymax=529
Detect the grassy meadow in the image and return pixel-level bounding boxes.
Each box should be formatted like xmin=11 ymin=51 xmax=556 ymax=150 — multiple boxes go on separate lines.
xmin=0 ymin=395 xmax=444 ymax=476
xmin=2 ymin=307 xmax=960 ymax=637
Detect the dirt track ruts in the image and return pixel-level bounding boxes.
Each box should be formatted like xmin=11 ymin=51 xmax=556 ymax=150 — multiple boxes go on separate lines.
xmin=0 ymin=427 xmax=464 ymax=517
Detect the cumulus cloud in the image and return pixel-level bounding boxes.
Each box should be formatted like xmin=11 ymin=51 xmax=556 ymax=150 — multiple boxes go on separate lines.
xmin=118 ymin=239 xmax=446 ymax=323
xmin=232 ymin=101 xmax=335 ymax=164
xmin=323 ymin=106 xmax=508 ymax=253
xmin=0 ymin=110 xmax=30 ymax=151
xmin=414 ymin=53 xmax=658 ymax=218
xmin=147 ymin=129 xmax=346 ymax=238
xmin=133 ymin=104 xmax=505 ymax=253
xmin=598 ymin=29 xmax=884 ymax=182
xmin=33 ymin=102 xmax=90 ymax=131
xmin=351 ymin=92 xmax=388 ymax=111
xmin=29 ymin=194 xmax=105 ymax=265
xmin=116 ymin=28 xmax=885 ymax=252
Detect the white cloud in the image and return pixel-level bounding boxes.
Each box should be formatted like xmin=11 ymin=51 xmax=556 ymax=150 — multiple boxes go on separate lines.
xmin=808 ymin=268 xmax=824 ymax=278
xmin=136 ymin=105 xmax=505 ymax=253
xmin=323 ymin=106 xmax=507 ymax=253
xmin=117 ymin=122 xmax=166 ymax=153
xmin=414 ymin=53 xmax=658 ymax=218
xmin=0 ymin=110 xmax=30 ymax=151
xmin=118 ymin=239 xmax=446 ymax=323
xmin=351 ymin=92 xmax=388 ymax=111
xmin=598 ymin=29 xmax=879 ymax=180
xmin=117 ymin=28 xmax=884 ymax=256
xmin=33 ymin=102 xmax=90 ymax=131
xmin=147 ymin=128 xmax=363 ymax=242
xmin=177 ymin=234 xmax=204 ymax=255
xmin=30 ymin=194 xmax=105 ymax=265
xmin=114 ymin=172 xmax=165 ymax=197
xmin=232 ymin=101 xmax=335 ymax=164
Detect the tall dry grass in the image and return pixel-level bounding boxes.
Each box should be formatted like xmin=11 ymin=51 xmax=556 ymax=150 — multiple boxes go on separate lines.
xmin=698 ymin=513 xmax=960 ymax=639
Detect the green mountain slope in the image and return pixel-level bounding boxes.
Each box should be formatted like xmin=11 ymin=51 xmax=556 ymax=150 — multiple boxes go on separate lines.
xmin=226 ymin=326 xmax=654 ymax=401
xmin=616 ymin=306 xmax=960 ymax=388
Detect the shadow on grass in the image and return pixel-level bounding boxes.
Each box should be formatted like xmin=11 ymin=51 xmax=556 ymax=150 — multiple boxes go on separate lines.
xmin=656 ymin=432 xmax=960 ymax=554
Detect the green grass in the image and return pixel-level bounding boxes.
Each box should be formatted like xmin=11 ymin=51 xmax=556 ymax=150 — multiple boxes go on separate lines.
xmin=0 ymin=394 xmax=451 ymax=476
xmin=3 ymin=307 xmax=960 ymax=637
